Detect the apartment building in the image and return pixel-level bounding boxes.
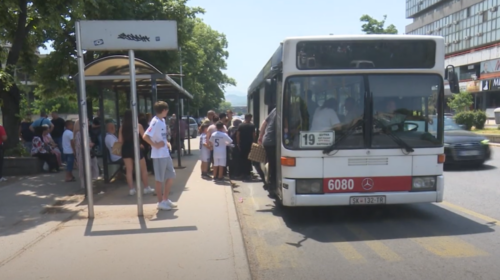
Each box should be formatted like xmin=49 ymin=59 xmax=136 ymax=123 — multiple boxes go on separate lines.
xmin=406 ymin=0 xmax=500 ymax=115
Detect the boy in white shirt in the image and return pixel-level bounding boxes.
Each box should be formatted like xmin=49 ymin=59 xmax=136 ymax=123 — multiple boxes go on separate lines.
xmin=142 ymin=101 xmax=177 ymax=211
xmin=62 ymin=120 xmax=75 ymax=182
xmin=209 ymin=122 xmax=233 ymax=181
xmin=199 ymin=124 xmax=211 ymax=179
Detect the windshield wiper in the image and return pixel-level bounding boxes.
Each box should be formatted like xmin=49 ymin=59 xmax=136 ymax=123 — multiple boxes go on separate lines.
xmin=373 ymin=118 xmax=414 ymax=153
xmin=323 ymin=119 xmax=363 ymax=155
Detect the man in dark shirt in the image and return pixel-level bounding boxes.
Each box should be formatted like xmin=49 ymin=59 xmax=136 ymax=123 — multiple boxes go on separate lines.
xmin=237 ymin=114 xmax=256 ymax=180
xmin=50 ymin=112 xmax=66 ymax=155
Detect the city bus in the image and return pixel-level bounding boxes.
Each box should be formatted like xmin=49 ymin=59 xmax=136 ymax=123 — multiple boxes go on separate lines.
xmin=248 ymin=35 xmax=460 ymax=207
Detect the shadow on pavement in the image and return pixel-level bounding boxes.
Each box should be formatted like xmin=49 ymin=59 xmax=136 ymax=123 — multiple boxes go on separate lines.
xmin=0 ymin=172 xmax=83 ymax=237
xmin=77 ymin=151 xmax=198 ymax=207
xmin=83 ymin=216 xmax=197 ymax=236
xmin=444 ymin=164 xmax=497 ymax=172
xmin=265 ymin=202 xmax=495 ymax=243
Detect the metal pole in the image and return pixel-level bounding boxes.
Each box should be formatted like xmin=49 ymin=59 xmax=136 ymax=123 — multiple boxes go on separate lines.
xmin=180 ymin=47 xmax=184 ymax=117
xmin=129 ymin=50 xmax=143 ymax=216
xmin=176 ymin=91 xmax=183 ymax=168
xmin=75 ymin=21 xmax=94 ymax=219
xmin=151 ymin=78 xmax=157 ymax=111
xmin=186 ymin=99 xmax=191 ymax=155
xmin=114 ymin=86 xmax=120 ymax=129
xmin=99 ymin=88 xmax=109 ymax=183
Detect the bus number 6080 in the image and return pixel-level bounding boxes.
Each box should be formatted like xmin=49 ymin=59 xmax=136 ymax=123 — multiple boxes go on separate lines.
xmin=327 ymin=179 xmax=355 ymax=191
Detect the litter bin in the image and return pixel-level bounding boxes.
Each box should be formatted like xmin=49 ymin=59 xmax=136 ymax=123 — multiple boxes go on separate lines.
xmin=495 ymin=108 xmax=500 ymax=124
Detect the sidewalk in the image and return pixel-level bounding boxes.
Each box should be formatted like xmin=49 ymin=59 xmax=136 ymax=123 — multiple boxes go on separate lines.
xmin=0 ymin=144 xmax=251 ymax=280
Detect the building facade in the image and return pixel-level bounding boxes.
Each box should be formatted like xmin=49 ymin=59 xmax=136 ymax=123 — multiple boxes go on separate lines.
xmin=406 ymin=0 xmax=500 ymax=117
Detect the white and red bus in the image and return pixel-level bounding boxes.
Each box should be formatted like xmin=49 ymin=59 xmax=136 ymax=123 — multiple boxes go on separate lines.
xmin=248 ymin=35 xmax=459 ymax=206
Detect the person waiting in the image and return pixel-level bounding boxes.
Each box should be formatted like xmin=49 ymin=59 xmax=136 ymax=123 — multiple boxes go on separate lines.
xmin=105 ymin=122 xmax=122 ymax=164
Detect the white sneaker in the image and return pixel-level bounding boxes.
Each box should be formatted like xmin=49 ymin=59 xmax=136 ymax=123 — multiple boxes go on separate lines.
xmin=157 ymin=201 xmax=172 ymax=211
xmin=143 ymin=186 xmax=154 ymax=194
xmin=129 ymin=188 xmax=137 ymax=196
xmin=167 ymin=199 xmax=178 ymax=208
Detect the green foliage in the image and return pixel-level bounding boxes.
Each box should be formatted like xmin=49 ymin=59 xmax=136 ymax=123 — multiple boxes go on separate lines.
xmin=473 ymin=110 xmax=487 ymax=129
xmin=0 ymin=0 xmax=235 ymax=148
xmin=360 ymin=15 xmax=398 ymax=34
xmin=217 ymin=101 xmax=232 ymax=112
xmin=447 ymin=91 xmax=473 ymax=113
xmin=4 ymin=142 xmax=30 ymax=157
xmin=454 ymin=111 xmax=475 ymax=130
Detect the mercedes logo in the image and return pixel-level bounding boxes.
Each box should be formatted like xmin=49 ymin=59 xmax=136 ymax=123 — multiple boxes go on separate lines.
xmin=361 ymin=178 xmax=374 ymax=191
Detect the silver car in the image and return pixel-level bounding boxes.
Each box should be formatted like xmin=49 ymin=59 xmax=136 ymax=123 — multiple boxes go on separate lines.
xmin=183 ymin=117 xmax=198 ymax=138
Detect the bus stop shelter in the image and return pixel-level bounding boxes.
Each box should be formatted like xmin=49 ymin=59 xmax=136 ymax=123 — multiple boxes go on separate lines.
xmin=75 ymin=55 xmax=194 ymax=184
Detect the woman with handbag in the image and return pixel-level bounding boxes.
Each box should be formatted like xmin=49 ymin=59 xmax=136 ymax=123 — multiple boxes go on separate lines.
xmin=31 ymin=126 xmax=59 ymax=172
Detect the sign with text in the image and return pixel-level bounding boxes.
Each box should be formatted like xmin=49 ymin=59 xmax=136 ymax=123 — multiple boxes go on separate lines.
xmin=481 ymin=78 xmax=500 ymax=91
xmin=79 ymin=20 xmax=178 ymax=51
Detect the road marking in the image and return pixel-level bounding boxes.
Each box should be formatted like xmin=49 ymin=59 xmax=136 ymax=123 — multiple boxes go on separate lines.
xmin=412 ymin=236 xmax=488 ymax=258
xmin=345 ymin=225 xmax=402 ymax=262
xmin=330 ymin=231 xmax=365 ymax=263
xmin=410 ymin=220 xmax=489 ymax=258
xmin=441 ymin=201 xmax=500 ymax=226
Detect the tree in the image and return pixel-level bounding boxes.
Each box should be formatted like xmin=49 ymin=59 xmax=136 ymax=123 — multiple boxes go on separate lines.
xmin=34 ymin=0 xmax=234 ymax=119
xmin=0 ymin=0 xmax=74 ymax=148
xmin=447 ymin=91 xmax=473 ymax=113
xmin=360 ymin=15 xmax=398 ymax=34
xmin=217 ymin=101 xmax=232 ymax=112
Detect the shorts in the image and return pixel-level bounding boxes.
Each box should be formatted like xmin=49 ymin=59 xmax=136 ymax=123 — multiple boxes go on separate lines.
xmin=214 ymin=157 xmax=226 ymax=167
xmin=65 ymin=154 xmax=75 ymax=172
xmin=153 ymin=157 xmax=176 ymax=182
xmin=200 ymin=149 xmax=210 ymax=162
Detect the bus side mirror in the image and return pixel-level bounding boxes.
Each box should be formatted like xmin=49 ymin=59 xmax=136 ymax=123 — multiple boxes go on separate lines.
xmin=445 ymin=65 xmax=460 ymax=94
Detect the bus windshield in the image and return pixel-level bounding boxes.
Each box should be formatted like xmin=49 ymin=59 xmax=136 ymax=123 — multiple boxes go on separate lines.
xmin=282 ymin=74 xmax=443 ymax=150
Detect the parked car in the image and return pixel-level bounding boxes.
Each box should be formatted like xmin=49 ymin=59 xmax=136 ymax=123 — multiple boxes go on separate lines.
xmin=402 ymin=116 xmax=491 ymax=166
xmin=183 ymin=116 xmax=198 ymax=138
xmin=441 ymin=117 xmax=492 ymax=166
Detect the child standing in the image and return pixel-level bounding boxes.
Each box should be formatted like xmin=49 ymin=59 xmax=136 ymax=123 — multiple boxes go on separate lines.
xmin=209 ymin=122 xmax=233 ymax=181
xmin=142 ymin=101 xmax=177 ymax=211
xmin=199 ymin=124 xmax=211 ymax=179
xmin=62 ymin=120 xmax=75 ymax=182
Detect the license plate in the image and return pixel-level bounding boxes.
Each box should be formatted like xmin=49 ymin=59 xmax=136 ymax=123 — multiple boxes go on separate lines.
xmin=459 ymin=150 xmax=480 ymax=156
xmin=350 ymin=196 xmax=386 ymax=205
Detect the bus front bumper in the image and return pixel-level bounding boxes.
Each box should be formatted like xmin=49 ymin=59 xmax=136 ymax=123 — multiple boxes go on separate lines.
xmin=281 ymin=176 xmax=444 ymax=207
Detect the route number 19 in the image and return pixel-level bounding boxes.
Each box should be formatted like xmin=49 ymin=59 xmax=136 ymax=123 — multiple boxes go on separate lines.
xmin=328 ymin=179 xmax=355 ymax=191
xmin=302 ymin=133 xmax=315 ymax=146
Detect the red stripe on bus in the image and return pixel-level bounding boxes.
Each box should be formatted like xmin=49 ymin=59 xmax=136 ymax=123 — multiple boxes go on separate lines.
xmin=323 ymin=176 xmax=412 ymax=193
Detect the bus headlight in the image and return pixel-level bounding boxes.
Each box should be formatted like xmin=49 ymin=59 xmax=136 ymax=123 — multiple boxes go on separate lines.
xmin=296 ymin=179 xmax=323 ymax=194
xmin=412 ymin=176 xmax=436 ymax=191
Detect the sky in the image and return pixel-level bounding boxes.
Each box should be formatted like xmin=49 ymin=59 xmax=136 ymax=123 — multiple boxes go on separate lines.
xmin=40 ymin=0 xmax=411 ymax=100
xmin=186 ymin=0 xmax=411 ymax=97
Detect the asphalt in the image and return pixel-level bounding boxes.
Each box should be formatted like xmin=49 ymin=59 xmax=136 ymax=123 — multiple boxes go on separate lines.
xmin=232 ymin=147 xmax=500 ymax=280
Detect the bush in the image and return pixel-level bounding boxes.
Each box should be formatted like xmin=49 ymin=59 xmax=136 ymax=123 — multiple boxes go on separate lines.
xmin=454 ymin=111 xmax=475 ymax=130
xmin=4 ymin=143 xmax=30 ymax=157
xmin=473 ymin=110 xmax=487 ymax=129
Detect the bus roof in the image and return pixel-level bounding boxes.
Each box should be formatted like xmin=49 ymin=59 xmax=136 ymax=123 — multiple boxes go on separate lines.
xmin=281 ymin=34 xmax=443 ymax=42
xmin=247 ymin=35 xmax=444 ymax=95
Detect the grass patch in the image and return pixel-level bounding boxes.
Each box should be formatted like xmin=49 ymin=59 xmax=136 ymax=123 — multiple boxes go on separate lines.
xmin=472 ymin=128 xmax=500 ymax=135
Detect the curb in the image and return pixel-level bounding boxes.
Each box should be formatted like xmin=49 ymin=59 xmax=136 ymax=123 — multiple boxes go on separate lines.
xmin=225 ymin=181 xmax=252 ymax=280
xmin=489 ymin=143 xmax=500 ymax=147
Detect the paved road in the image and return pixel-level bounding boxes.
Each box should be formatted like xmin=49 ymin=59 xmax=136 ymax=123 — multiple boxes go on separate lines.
xmin=233 ymin=147 xmax=500 ymax=280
